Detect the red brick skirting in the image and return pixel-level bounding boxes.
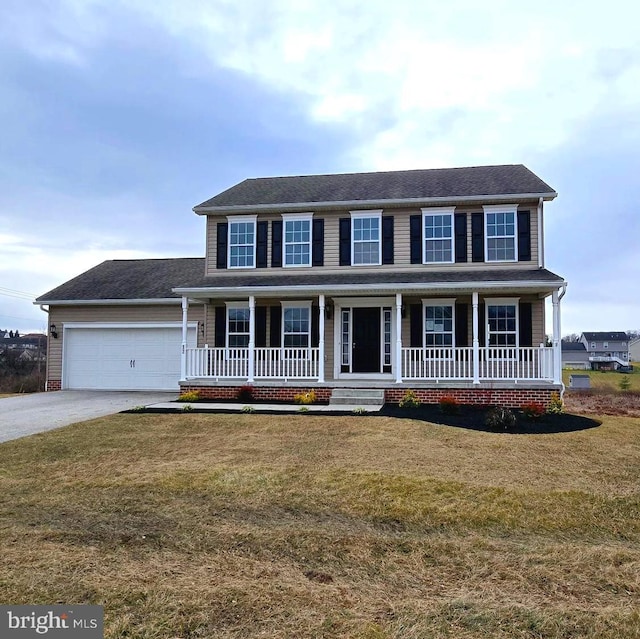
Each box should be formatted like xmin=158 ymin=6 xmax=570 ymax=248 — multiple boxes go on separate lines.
xmin=180 ymin=385 xmax=333 ymax=403
xmin=47 ymin=380 xmax=62 ymax=391
xmin=384 ymin=387 xmax=556 ymax=409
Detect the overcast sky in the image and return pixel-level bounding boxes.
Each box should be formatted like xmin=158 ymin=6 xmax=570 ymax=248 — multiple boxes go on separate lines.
xmin=1 ymin=0 xmax=639 ymax=337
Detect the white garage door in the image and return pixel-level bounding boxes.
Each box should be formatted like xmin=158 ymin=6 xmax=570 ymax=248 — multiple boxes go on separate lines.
xmin=63 ymin=324 xmax=197 ymax=391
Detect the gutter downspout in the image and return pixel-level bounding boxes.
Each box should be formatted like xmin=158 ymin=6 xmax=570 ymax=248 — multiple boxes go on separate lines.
xmin=537 ymin=197 xmax=544 ymax=268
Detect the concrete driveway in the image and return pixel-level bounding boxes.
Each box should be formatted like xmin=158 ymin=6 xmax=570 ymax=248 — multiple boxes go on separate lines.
xmin=0 ymin=391 xmax=177 ymax=443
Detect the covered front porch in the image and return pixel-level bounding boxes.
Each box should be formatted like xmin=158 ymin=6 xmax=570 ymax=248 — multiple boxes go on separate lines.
xmin=175 ymin=285 xmax=566 ymax=387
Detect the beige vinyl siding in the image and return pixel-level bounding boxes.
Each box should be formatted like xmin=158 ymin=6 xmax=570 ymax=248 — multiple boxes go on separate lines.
xmin=47 ymin=304 xmax=204 ymax=382
xmin=205 ymin=202 xmax=541 ymax=277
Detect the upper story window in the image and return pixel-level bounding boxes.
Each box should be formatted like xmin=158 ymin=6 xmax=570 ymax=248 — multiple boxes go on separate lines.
xmin=484 ymin=205 xmax=517 ymax=262
xmin=351 ymin=210 xmax=381 ymax=265
xmin=423 ymin=299 xmax=455 ymax=347
xmin=591 ymin=342 xmax=596 ymax=349
xmin=227 ymin=305 xmax=250 ymax=347
xmin=282 ymin=302 xmax=311 ymax=347
xmin=603 ymin=342 xmax=609 ymax=349
xmin=228 ymin=215 xmax=256 ymax=268
xmin=486 ymin=299 xmax=519 ymax=346
xmin=422 ymin=207 xmax=454 ymax=263
xmin=283 ymin=214 xmax=312 ymax=267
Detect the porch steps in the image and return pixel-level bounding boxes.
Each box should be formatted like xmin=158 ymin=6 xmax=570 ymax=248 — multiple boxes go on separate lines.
xmin=329 ymin=388 xmax=385 ymax=406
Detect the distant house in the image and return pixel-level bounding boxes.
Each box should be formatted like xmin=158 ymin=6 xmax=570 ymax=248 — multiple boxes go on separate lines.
xmin=630 ymin=338 xmax=640 ymax=362
xmin=579 ymin=332 xmax=630 ymax=371
xmin=561 ymin=341 xmax=590 ymax=370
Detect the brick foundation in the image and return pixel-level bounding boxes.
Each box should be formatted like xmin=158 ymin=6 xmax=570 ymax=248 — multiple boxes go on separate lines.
xmin=179 ymin=384 xmax=333 ymax=403
xmin=47 ymin=380 xmax=62 ymax=391
xmin=384 ymin=387 xmax=557 ymax=409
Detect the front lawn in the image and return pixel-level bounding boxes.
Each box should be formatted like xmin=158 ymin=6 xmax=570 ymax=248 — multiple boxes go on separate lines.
xmin=0 ymin=412 xmax=638 ymax=638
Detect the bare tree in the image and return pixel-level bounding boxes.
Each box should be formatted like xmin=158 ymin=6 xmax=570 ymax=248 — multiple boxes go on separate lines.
xmin=562 ymin=333 xmax=581 ymax=343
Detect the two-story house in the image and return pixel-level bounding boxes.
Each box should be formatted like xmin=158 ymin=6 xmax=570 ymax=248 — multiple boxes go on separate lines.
xmin=579 ymin=332 xmax=630 ymax=370
xmin=36 ymin=164 xmax=566 ymax=407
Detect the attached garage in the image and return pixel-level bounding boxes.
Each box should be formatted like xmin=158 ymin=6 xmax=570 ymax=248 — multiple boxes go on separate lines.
xmin=63 ymin=323 xmax=197 ymax=391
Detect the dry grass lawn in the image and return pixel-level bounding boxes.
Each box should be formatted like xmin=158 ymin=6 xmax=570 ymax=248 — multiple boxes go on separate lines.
xmin=0 ymin=411 xmax=639 ymax=638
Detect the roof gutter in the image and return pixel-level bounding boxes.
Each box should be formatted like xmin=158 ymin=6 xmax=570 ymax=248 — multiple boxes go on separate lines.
xmin=173 ymin=279 xmax=567 ymax=297
xmin=193 ymin=191 xmax=558 ymax=215
xmin=32 ymin=298 xmax=203 ymax=306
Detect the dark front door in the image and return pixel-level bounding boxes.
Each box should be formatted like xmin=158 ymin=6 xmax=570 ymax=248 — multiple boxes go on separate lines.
xmin=352 ymin=307 xmax=381 ymax=373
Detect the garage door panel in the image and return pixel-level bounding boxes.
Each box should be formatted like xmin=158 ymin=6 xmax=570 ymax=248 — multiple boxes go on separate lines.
xmin=64 ymin=326 xmax=195 ymax=391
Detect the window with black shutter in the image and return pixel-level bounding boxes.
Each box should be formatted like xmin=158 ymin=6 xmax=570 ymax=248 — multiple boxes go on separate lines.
xmin=517 ymin=210 xmax=531 ymax=262
xmin=256 ymin=221 xmax=268 ymax=268
xmin=382 ymin=216 xmax=394 ymax=264
xmin=312 ymin=219 xmax=324 ymax=266
xmin=216 ymin=223 xmax=228 ymax=269
xmin=409 ymin=215 xmax=421 ymax=264
xmin=271 ymin=220 xmax=282 ymax=267
xmin=339 ymin=218 xmax=351 ymax=266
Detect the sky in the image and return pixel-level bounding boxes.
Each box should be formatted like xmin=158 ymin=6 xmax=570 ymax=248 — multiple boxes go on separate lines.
xmin=1 ymin=0 xmax=639 ymax=337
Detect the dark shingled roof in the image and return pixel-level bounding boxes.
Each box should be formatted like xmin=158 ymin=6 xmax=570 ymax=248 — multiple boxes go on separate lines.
xmin=177 ymin=268 xmax=564 ymax=291
xmin=195 ymin=164 xmax=556 ymax=210
xmin=562 ymin=342 xmax=587 ymax=351
xmin=37 ymin=259 xmax=564 ymax=302
xmin=582 ymin=331 xmax=629 ymax=341
xmin=36 ymin=258 xmax=205 ymax=302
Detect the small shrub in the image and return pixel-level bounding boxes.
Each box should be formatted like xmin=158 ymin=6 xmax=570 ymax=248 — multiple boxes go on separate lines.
xmin=485 ymin=406 xmax=517 ymax=431
xmin=182 ymin=404 xmax=193 ymax=412
xmin=352 ymin=407 xmax=367 ymax=415
xmin=619 ymin=376 xmax=631 ymax=392
xmin=439 ymin=394 xmax=459 ymax=415
xmin=399 ymin=389 xmax=421 ymax=409
xmin=177 ymin=390 xmax=200 ymax=402
xmin=294 ymin=389 xmax=317 ymax=405
xmin=237 ymin=385 xmax=254 ymax=402
xmin=241 ymin=405 xmax=255 ymax=413
xmin=521 ymin=401 xmax=545 ymax=420
xmin=547 ymin=391 xmax=564 ymax=415
xmin=298 ymin=406 xmax=310 ymax=413
xmin=130 ymin=405 xmax=146 ymax=412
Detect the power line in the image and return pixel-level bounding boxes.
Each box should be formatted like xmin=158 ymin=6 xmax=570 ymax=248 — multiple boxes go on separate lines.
xmin=0 ymin=288 xmax=36 ymax=301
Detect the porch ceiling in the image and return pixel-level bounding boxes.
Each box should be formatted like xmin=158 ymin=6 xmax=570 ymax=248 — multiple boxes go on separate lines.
xmin=173 ymin=268 xmax=565 ymax=300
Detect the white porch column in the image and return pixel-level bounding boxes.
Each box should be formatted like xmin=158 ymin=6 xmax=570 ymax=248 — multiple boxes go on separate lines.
xmin=248 ymin=295 xmax=255 ymax=382
xmin=472 ymin=291 xmax=480 ymax=384
xmin=552 ymin=289 xmax=562 ymax=384
xmin=318 ymin=294 xmax=325 ymax=383
xmin=181 ymin=296 xmax=189 ymax=380
xmin=395 ymin=293 xmax=403 ymax=383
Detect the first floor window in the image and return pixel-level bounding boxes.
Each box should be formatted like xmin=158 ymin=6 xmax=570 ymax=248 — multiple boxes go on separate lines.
xmin=485 ymin=206 xmax=516 ymax=262
xmin=424 ymin=304 xmax=454 ymax=346
xmin=284 ymin=216 xmax=312 ymax=266
xmin=487 ymin=303 xmax=517 ymax=346
xmin=227 ymin=307 xmax=250 ymax=347
xmin=341 ymin=309 xmax=350 ymax=367
xmin=228 ymin=217 xmax=256 ymax=268
xmin=352 ymin=212 xmax=381 ymax=265
xmin=283 ymin=305 xmax=310 ymax=347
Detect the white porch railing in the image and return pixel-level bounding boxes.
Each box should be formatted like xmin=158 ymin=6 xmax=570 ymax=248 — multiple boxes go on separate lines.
xmin=185 ymin=347 xmax=319 ymax=379
xmin=402 ymin=346 xmax=554 ymax=381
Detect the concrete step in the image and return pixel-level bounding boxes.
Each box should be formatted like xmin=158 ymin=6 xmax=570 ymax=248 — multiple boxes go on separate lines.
xmin=329 ymin=388 xmax=385 ymax=406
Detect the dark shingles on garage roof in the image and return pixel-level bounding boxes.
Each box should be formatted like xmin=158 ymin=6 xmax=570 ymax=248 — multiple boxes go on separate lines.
xmin=561 ymin=342 xmax=587 ymax=351
xmin=582 ymin=332 xmax=629 ymax=341
xmin=36 ymin=258 xmax=205 ymax=302
xmin=195 ymin=164 xmax=556 ymax=210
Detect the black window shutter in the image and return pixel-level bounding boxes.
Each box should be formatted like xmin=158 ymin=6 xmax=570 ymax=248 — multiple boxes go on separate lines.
xmin=478 ymin=303 xmax=486 ymax=346
xmin=410 ymin=304 xmax=423 ymax=347
xmin=471 ymin=213 xmax=484 ymax=262
xmin=517 ymin=210 xmax=531 ymax=262
xmin=312 ymin=219 xmax=324 ymax=266
xmin=271 ymin=220 xmax=282 ymax=267
xmin=455 ymin=303 xmax=468 ymax=347
xmin=519 ymin=302 xmax=533 ymax=346
xmin=454 ymin=213 xmax=467 ymax=263
xmin=255 ymin=306 xmax=267 ymax=347
xmin=216 ymin=223 xmax=228 ymax=269
xmin=382 ymin=216 xmax=394 ymax=264
xmin=311 ymin=306 xmax=320 ymax=347
xmin=269 ymin=306 xmax=281 ymax=347
xmin=214 ymin=306 xmax=226 ymax=347
xmin=256 ymin=221 xmax=268 ymax=268
xmin=339 ymin=218 xmax=351 ymax=266
xmin=410 ymin=215 xmax=422 ymax=264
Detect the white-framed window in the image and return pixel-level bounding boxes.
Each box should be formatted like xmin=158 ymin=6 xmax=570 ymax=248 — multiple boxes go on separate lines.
xmin=283 ymin=213 xmax=312 ymax=267
xmin=281 ymin=302 xmax=311 ymax=347
xmin=226 ymin=304 xmax=250 ymax=347
xmin=484 ymin=205 xmax=517 ymax=262
xmin=423 ymin=299 xmax=455 ymax=347
xmin=351 ymin=210 xmax=382 ymax=265
xmin=485 ymin=298 xmax=519 ymax=346
xmin=341 ymin=309 xmax=351 ymax=367
xmin=422 ymin=207 xmax=454 ymax=263
xmin=383 ymin=307 xmax=392 ymax=367
xmin=227 ymin=215 xmax=256 ymax=268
